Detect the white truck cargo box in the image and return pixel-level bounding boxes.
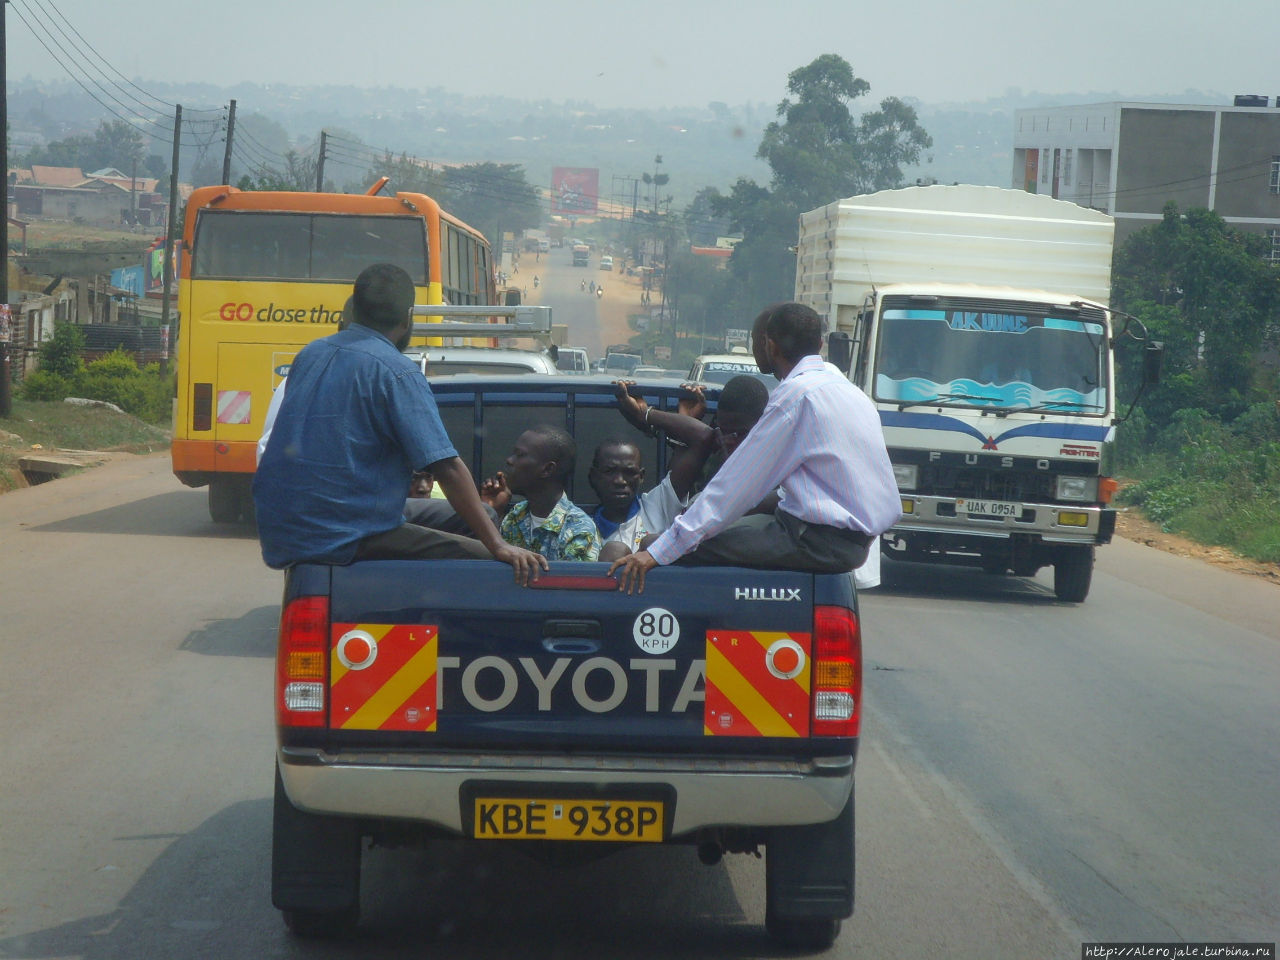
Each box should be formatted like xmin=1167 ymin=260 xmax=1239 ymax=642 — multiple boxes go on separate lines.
xmin=795 ymin=185 xmax=1115 ymax=331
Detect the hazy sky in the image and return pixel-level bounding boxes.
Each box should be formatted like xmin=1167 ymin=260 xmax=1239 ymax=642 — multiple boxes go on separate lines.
xmin=7 ymin=0 xmax=1278 ymax=109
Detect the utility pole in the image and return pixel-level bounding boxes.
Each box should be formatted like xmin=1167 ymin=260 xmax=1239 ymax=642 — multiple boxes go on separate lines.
xmin=0 ymin=0 xmax=11 ymax=418
xmin=221 ymin=99 xmax=236 ymax=186
xmin=315 ymin=131 xmax=327 ymax=193
xmin=160 ymin=105 xmax=181 ymax=376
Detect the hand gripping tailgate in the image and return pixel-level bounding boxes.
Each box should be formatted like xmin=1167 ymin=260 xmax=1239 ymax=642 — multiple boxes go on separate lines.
xmin=325 ymin=561 xmax=837 ymax=752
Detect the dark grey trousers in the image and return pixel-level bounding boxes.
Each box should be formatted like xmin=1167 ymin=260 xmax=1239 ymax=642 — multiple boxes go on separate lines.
xmin=352 ymin=499 xmax=501 ymax=561
xmin=354 ymin=523 xmax=492 ymax=561
xmin=678 ymin=509 xmax=873 ymax=573
xmin=401 ymin=497 xmax=498 ymax=537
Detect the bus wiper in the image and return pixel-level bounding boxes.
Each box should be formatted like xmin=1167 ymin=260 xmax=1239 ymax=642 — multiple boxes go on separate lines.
xmin=897 ymin=392 xmax=1003 ymax=412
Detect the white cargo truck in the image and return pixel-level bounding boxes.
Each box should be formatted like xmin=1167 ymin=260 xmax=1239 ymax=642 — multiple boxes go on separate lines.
xmin=796 ymin=185 xmax=1159 ymax=602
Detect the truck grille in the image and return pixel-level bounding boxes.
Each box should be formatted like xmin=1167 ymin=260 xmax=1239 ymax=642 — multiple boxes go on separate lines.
xmin=918 ymin=465 xmax=1056 ymax=502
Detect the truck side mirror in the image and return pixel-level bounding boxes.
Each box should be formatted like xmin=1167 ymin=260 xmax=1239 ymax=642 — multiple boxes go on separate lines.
xmin=1143 ymin=341 xmax=1164 ymax=386
xmin=827 ymin=332 xmax=853 ymax=375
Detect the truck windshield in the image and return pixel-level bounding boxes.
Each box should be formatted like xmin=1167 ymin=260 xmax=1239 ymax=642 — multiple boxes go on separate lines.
xmin=872 ymin=297 xmax=1108 ymax=414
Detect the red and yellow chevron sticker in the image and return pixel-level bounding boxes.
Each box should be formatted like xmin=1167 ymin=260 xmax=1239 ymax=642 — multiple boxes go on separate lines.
xmin=704 ymin=630 xmax=812 ymax=737
xmin=329 ymin=623 xmax=438 ymax=732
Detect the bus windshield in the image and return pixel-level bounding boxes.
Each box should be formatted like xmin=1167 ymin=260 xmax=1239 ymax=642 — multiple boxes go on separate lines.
xmin=192 ymin=211 xmax=428 ymax=284
xmin=873 ymin=297 xmax=1109 ymax=414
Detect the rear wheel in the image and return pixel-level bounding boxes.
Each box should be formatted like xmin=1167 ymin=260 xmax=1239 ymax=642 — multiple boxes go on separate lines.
xmin=283 ymin=906 xmax=359 ymax=939
xmin=765 ymin=911 xmax=841 ymax=951
xmin=1054 ymin=545 xmax=1094 ymax=602
xmin=272 ymin=765 xmax=362 ymax=938
xmin=208 ymin=477 xmax=240 ymax=523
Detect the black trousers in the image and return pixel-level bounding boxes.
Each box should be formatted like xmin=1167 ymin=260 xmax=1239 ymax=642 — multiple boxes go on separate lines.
xmin=678 ymin=509 xmax=873 ymax=573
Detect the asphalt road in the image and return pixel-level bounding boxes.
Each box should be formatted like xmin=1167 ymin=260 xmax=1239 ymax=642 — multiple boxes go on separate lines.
xmin=522 ymin=245 xmax=628 ymax=361
xmin=0 ymin=455 xmax=1276 ymax=959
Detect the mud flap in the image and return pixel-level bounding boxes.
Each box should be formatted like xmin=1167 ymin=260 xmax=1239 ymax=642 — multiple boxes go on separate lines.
xmin=271 ymin=764 xmax=362 ymax=914
xmin=765 ymin=789 xmax=854 ymax=919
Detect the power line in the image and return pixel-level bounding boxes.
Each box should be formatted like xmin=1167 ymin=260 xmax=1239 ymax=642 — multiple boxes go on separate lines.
xmin=9 ymin=2 xmax=218 ymax=151
xmin=21 ymin=0 xmax=222 ymax=121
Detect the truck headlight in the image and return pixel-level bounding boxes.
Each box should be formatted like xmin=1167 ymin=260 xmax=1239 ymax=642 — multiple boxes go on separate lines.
xmin=1055 ymin=476 xmax=1098 ymax=502
xmin=892 ymin=463 xmax=918 ymax=491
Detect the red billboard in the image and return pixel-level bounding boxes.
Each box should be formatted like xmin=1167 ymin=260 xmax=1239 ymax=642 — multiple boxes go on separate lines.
xmin=551 ymin=167 xmax=599 ymax=216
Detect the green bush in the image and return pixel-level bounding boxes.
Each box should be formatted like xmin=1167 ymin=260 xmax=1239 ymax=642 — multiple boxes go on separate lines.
xmin=60 ymin=350 xmax=172 ymax=424
xmin=20 ymin=369 xmax=72 ymax=402
xmin=37 ymin=321 xmax=85 ymax=378
xmin=82 ymin=348 xmax=141 ymax=379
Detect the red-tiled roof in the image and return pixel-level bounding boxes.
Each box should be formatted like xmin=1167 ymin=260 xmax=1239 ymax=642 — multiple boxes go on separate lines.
xmin=30 ymin=165 xmax=88 ymax=187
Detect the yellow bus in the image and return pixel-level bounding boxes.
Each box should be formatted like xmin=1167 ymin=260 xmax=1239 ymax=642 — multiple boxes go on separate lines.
xmin=172 ymin=182 xmax=497 ymax=522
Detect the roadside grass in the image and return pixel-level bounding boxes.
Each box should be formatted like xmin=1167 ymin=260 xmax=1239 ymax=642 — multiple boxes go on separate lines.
xmin=1117 ymin=405 xmax=1280 ymax=565
xmin=0 ymin=399 xmax=170 ymax=492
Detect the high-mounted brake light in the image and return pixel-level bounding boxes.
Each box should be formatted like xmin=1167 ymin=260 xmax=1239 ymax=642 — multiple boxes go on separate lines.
xmin=811 ymin=605 xmax=862 ymax=738
xmin=276 ymin=595 xmax=329 ymax=728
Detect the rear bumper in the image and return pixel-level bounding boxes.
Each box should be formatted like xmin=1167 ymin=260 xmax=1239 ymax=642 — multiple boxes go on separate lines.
xmin=278 ymin=746 xmax=853 ymax=837
xmin=171 ymin=438 xmax=257 ymax=484
xmin=895 ymin=495 xmax=1111 ymax=544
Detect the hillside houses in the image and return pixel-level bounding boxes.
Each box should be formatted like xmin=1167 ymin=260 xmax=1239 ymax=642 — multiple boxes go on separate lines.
xmin=9 ymin=164 xmax=169 ymax=228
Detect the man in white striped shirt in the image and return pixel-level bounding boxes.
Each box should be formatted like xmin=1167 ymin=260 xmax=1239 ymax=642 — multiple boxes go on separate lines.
xmin=609 ymin=302 xmax=900 ymax=593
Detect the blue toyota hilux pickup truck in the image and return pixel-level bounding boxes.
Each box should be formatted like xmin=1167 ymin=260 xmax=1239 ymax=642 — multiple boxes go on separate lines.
xmin=271 ymin=374 xmax=864 ymax=949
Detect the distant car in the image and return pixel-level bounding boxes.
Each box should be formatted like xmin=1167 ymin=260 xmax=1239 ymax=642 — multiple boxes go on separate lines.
xmin=688 ymin=353 xmax=776 ymax=390
xmin=403 ymin=346 xmax=558 ymax=377
xmin=556 ymin=347 xmax=590 ymax=374
xmin=599 ymin=255 xmax=614 ymax=271
xmin=602 ymin=352 xmax=642 ymax=375
xmin=630 ymin=365 xmax=672 ymax=378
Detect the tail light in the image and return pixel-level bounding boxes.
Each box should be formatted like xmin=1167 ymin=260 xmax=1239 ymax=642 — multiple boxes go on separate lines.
xmin=192 ymin=382 xmax=213 ymax=431
xmin=276 ymin=595 xmax=329 ymax=728
xmin=811 ymin=605 xmax=862 ymax=738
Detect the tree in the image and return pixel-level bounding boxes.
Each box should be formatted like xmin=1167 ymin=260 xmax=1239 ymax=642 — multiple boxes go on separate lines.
xmin=26 ymin=120 xmax=145 ymax=174
xmin=1112 ymin=202 xmax=1280 ymax=424
xmin=712 ymin=54 xmax=931 ymax=314
xmin=239 ymin=150 xmax=319 ymax=192
xmin=756 ymin=54 xmax=930 ymax=209
xmin=90 ymin=120 xmax=145 ymax=173
xmin=438 ymin=162 xmax=541 ymax=247
xmin=682 ymin=186 xmax=730 ymax=248
xmin=368 ymin=151 xmax=443 ymax=197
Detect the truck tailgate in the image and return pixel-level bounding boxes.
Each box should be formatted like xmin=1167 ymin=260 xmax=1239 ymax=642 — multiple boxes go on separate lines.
xmin=315 ymin=560 xmax=846 ymax=753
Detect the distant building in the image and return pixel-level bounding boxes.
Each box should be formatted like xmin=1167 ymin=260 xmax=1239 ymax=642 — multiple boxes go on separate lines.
xmin=1011 ymin=99 xmax=1280 ymax=257
xmin=11 ymin=164 xmax=170 ymax=227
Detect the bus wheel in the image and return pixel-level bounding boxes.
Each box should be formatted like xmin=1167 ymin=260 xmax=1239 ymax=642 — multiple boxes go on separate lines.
xmin=209 ymin=477 xmax=240 ymax=523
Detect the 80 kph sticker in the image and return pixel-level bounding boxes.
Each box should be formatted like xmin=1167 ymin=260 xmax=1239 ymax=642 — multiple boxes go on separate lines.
xmin=633 ymin=607 xmax=679 ymax=654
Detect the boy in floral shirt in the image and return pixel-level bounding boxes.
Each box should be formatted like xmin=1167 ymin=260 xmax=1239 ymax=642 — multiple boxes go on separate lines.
xmin=481 ymin=425 xmax=602 ymax=561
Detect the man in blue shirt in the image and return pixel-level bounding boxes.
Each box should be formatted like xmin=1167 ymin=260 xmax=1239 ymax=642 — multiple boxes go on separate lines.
xmin=253 ymin=262 xmax=546 ymax=584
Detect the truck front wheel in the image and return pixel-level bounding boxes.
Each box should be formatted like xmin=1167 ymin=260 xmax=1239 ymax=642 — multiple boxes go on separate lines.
xmin=764 ymin=791 xmax=853 ymax=949
xmin=1053 ymin=545 xmax=1094 ymax=602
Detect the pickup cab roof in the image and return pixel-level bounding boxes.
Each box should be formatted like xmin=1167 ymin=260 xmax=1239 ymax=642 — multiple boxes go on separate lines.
xmin=403 ymin=346 xmax=558 ymax=377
